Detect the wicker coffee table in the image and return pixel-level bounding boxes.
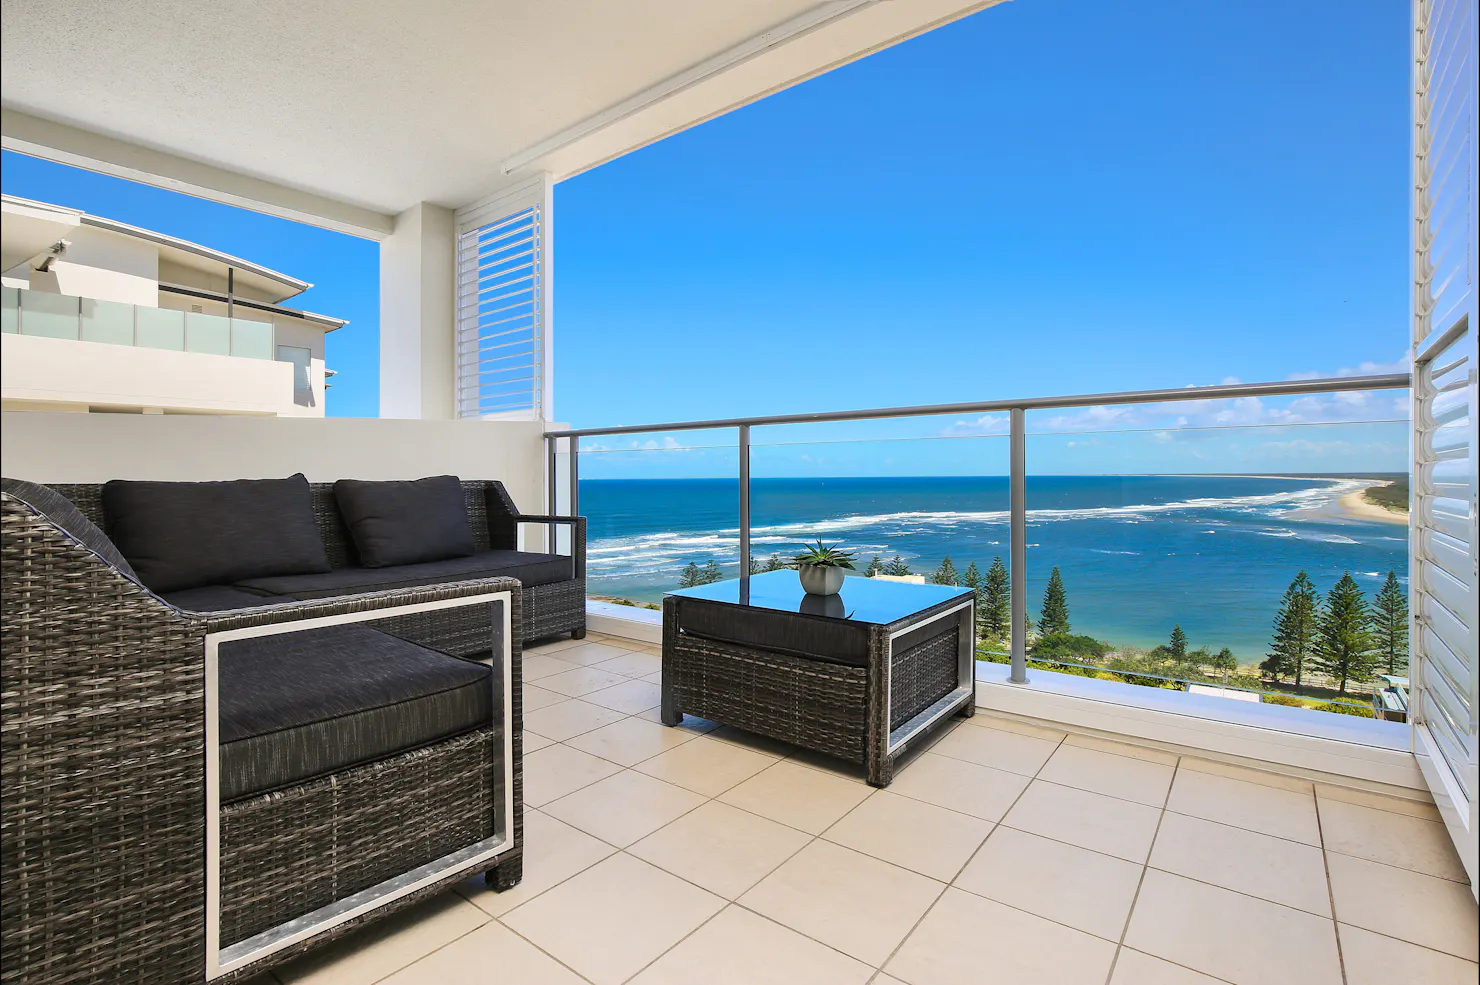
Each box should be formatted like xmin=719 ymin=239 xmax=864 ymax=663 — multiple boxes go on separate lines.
xmin=661 ymin=571 xmax=975 ymax=786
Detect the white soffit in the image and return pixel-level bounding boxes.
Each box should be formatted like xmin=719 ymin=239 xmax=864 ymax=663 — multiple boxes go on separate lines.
xmin=0 ymin=0 xmax=1000 ymax=237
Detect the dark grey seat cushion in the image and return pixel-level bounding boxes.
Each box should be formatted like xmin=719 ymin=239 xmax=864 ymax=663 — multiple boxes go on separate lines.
xmin=219 ymin=624 xmax=492 ymax=802
xmin=236 ymin=549 xmax=572 ymax=598
xmin=102 ymin=474 xmax=331 ymax=593
xmin=2 ymin=477 xmax=139 ymax=581
xmin=334 ymin=475 xmax=475 ymax=567
xmin=160 ymin=585 xmax=277 ymax=612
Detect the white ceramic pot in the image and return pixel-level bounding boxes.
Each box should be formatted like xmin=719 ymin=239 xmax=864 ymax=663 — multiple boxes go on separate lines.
xmin=798 ymin=563 xmax=845 ymax=595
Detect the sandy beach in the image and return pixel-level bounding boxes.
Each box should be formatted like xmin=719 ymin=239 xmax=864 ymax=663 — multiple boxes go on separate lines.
xmin=1284 ymin=479 xmax=1407 ymax=526
xmin=1337 ymin=487 xmax=1408 ymax=525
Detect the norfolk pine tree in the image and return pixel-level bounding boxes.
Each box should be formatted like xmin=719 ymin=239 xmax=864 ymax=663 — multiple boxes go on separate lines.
xmin=1038 ymin=566 xmax=1070 ymax=636
xmin=1314 ymin=573 xmax=1378 ymax=695
xmin=678 ymin=561 xmax=701 ymax=588
xmin=1168 ymin=625 xmax=1188 ymax=659
xmin=982 ymin=557 xmax=1010 ymax=639
xmin=1371 ymin=570 xmax=1409 ymax=675
xmin=884 ymin=556 xmax=911 ymax=577
xmin=1262 ymin=571 xmax=1319 ymax=686
xmin=932 ymin=556 xmax=959 ymax=586
xmin=865 ymin=556 xmax=884 ymax=577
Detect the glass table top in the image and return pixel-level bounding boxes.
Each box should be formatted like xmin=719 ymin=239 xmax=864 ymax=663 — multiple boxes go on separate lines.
xmin=665 ymin=569 xmax=971 ymax=625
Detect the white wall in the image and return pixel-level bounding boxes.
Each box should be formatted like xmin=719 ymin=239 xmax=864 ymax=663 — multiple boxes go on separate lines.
xmin=0 ymin=413 xmax=548 ymax=517
xmin=380 ymin=202 xmax=455 ymax=420
xmin=26 ymin=225 xmax=158 ymax=306
xmin=1 ymin=332 xmax=298 ymax=415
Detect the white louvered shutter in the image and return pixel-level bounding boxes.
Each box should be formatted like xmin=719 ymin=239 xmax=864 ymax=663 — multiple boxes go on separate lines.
xmin=1411 ymin=0 xmax=1478 ymax=893
xmin=455 ymin=175 xmax=554 ymax=420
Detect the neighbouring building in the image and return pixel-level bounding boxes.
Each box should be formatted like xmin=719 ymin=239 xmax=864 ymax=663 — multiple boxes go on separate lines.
xmin=1 ymin=194 xmax=344 ymax=416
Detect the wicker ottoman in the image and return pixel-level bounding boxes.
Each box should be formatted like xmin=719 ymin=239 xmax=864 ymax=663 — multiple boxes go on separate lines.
xmin=661 ymin=571 xmax=975 ymax=786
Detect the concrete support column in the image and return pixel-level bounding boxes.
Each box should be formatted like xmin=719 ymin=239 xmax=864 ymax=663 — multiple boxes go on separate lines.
xmin=379 ymin=202 xmax=455 ymax=419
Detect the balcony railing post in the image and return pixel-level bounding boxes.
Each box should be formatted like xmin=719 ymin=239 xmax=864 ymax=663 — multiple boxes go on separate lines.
xmin=546 ymin=435 xmax=557 ymax=552
xmin=569 ymin=436 xmax=580 ymax=525
xmin=1010 ymin=407 xmax=1028 ymax=684
xmin=738 ymin=424 xmax=751 ymax=580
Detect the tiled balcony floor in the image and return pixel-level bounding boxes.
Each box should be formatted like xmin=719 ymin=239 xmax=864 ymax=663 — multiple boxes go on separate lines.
xmin=261 ymin=633 xmax=1478 ymax=985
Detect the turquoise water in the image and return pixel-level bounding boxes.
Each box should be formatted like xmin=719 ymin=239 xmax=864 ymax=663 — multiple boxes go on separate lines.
xmin=579 ymin=475 xmax=1407 ymax=662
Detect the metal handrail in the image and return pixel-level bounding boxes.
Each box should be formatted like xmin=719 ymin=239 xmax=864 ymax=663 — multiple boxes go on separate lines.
xmin=545 ymin=373 xmax=1411 ymax=438
xmin=544 ymin=372 xmax=1413 ymax=685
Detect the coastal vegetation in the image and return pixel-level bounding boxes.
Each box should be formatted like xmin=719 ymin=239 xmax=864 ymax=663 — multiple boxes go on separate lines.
xmin=1362 ymin=475 xmax=1409 ymax=514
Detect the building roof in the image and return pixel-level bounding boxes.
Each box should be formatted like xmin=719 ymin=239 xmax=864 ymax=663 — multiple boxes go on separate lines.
xmin=1 ymin=193 xmax=312 ymax=303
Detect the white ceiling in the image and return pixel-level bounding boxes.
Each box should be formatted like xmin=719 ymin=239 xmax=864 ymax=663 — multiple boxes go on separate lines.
xmin=1 ymin=0 xmax=995 ymax=229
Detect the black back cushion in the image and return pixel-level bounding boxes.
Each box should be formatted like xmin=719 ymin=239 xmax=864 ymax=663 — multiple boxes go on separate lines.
xmin=2 ymin=477 xmax=140 ymax=582
xmin=333 ymin=475 xmax=476 ymax=568
xmin=102 ymin=474 xmax=331 ymax=593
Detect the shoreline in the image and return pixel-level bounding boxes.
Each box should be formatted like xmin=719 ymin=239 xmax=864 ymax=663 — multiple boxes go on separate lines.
xmin=1337 ymin=488 xmax=1408 ymax=525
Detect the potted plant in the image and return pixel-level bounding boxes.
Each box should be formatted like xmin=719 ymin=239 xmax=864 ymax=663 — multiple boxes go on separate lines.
xmin=792 ymin=540 xmax=857 ymax=595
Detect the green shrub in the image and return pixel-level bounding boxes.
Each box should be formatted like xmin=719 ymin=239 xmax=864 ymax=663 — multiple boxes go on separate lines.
xmin=1031 ymin=633 xmax=1110 ymax=662
xmin=1261 ymin=694 xmax=1307 ymax=707
xmin=1313 ymin=701 xmax=1375 ymax=718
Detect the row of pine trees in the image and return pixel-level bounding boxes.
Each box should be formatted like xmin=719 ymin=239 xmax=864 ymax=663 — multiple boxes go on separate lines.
xmin=1260 ymin=570 xmax=1408 ymax=694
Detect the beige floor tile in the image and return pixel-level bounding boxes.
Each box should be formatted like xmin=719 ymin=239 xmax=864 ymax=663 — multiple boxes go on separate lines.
xmin=556 ymin=640 xmax=642 ymax=665
xmin=1166 ymin=767 xmax=1320 ymax=845
xmin=719 ymin=760 xmax=872 ymax=834
xmin=1038 ymin=744 xmax=1174 ymax=807
xmin=1002 ymin=780 xmax=1162 ymax=863
xmin=536 ymin=665 xmax=630 ymax=697
xmin=541 ymin=769 xmax=706 ymax=847
xmin=886 ymin=887 xmax=1116 ymax=985
xmin=628 ymin=800 xmax=811 ymax=898
xmin=1179 ymin=756 xmax=1313 ymax=794
xmin=1315 ymin=782 xmax=1442 ymax=821
xmin=629 ymin=905 xmax=874 ymax=985
xmin=1319 ymin=797 xmax=1468 ymax=881
xmin=1326 ymin=852 xmax=1479 ymax=960
xmin=522 ymin=684 xmax=568 ymax=712
xmin=275 ymin=893 xmax=488 ymax=985
xmin=634 ymin=735 xmax=777 ymax=796
xmin=1063 ymin=732 xmax=1179 ymax=766
xmin=583 ymin=678 xmax=663 ymax=714
xmin=1149 ymin=810 xmax=1330 ymax=916
xmin=592 ymin=649 xmax=662 ymax=678
xmin=523 ymin=743 xmax=623 ymax=807
xmin=522 ymin=698 xmax=627 ymax=742
xmin=642 ymin=670 xmax=663 ymax=684
xmin=928 ymin=720 xmax=1060 ymax=777
xmin=563 ymin=716 xmax=698 ymax=767
xmin=708 ymin=724 xmax=798 ymax=757
xmin=967 ymin=713 xmax=1067 ymax=742
xmin=1109 ymin=949 xmax=1226 ymax=984
xmin=823 ymin=790 xmax=993 ymax=881
xmin=871 ymin=976 xmax=909 ymax=985
xmin=785 ymin=746 xmax=870 ymax=780
xmin=502 ymin=853 xmax=725 ymax=985
xmin=523 ymin=654 xmax=581 ymax=681
xmin=1339 ymin=923 xmax=1480 ymax=985
xmin=955 ymin=825 xmax=1142 ymax=941
xmin=740 ymin=840 xmax=945 ymax=966
xmin=634 ymin=707 xmax=722 ymax=733
xmin=458 ymin=809 xmax=615 ymax=917
xmin=522 ymin=731 xmax=556 ymax=753
xmin=887 ymin=752 xmax=1031 ymax=822
xmin=377 ymin=920 xmax=585 ymax=985
xmin=524 ymin=637 xmax=583 ymax=656
xmin=1125 ymin=869 xmax=1342 ymax=985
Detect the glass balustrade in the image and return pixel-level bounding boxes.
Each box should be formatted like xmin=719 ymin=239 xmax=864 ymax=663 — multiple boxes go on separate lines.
xmin=3 ymin=287 xmax=276 ymax=359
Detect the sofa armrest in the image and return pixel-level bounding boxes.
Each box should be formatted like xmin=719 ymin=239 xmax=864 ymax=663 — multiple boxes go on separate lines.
xmin=504 ymin=514 xmax=586 ymax=580
xmin=189 ymin=576 xmax=524 ymax=635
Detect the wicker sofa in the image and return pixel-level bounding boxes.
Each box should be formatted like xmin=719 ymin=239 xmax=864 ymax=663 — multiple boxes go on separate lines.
xmin=0 ymin=476 xmax=577 ymax=983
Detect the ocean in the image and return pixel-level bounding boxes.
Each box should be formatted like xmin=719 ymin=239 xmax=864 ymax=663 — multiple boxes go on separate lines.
xmin=579 ymin=475 xmax=1409 ymax=662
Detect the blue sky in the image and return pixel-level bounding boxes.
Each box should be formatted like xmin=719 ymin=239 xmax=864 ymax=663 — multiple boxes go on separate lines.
xmin=2 ymin=0 xmax=1410 ymax=476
